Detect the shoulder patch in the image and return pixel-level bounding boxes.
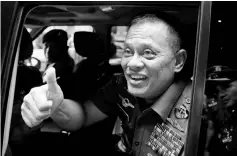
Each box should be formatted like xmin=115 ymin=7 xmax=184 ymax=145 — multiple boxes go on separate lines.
xmin=165 ymin=82 xmax=193 ymax=149
xmin=169 ymin=83 xmax=193 ymax=132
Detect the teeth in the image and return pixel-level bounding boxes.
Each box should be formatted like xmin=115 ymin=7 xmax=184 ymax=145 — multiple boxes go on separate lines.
xmin=130 ymin=75 xmax=146 ymax=79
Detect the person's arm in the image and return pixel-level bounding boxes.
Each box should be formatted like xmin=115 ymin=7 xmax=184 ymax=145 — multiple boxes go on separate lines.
xmin=21 ymin=67 xmax=118 ymax=131
xmin=50 ymin=99 xmax=108 ymax=131
xmin=50 ymin=72 xmax=121 ymax=131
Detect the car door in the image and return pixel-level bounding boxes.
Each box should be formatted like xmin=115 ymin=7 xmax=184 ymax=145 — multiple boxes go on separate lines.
xmin=1 ymin=2 xmax=26 ymax=156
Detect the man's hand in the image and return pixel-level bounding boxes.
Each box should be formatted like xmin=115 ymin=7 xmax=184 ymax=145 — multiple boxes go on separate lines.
xmin=21 ymin=67 xmax=64 ymax=128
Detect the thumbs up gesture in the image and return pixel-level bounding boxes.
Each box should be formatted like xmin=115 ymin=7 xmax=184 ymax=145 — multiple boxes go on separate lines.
xmin=21 ymin=67 xmax=64 ymax=128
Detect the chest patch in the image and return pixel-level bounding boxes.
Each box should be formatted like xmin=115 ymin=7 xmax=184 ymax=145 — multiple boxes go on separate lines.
xmin=147 ymin=123 xmax=184 ymax=156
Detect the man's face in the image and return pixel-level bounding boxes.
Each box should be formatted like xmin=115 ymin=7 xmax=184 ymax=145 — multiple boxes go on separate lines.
xmin=121 ymin=22 xmax=177 ymax=100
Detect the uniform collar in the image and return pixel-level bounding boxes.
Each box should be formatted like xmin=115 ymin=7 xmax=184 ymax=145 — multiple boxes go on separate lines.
xmin=150 ymin=80 xmax=187 ymax=121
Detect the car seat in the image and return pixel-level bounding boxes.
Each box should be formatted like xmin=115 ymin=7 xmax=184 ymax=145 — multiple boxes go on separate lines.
xmin=67 ymin=31 xmax=119 ymax=156
xmin=70 ymin=31 xmax=114 ymax=102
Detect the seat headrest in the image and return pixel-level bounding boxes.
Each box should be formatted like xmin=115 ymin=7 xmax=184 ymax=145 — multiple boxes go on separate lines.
xmin=19 ymin=27 xmax=33 ymax=61
xmin=74 ymin=31 xmax=104 ymax=58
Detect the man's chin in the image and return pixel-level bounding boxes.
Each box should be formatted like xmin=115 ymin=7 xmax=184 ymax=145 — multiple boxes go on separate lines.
xmin=127 ymin=86 xmax=148 ymax=98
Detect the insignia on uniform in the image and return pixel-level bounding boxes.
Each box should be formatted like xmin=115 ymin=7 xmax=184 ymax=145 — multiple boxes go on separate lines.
xmin=185 ymin=97 xmax=191 ymax=104
xmin=147 ymin=123 xmax=184 ymax=156
xmin=166 ymin=118 xmax=185 ymax=132
xmin=174 ymin=104 xmax=189 ymax=119
xmin=118 ymin=94 xmax=134 ymax=108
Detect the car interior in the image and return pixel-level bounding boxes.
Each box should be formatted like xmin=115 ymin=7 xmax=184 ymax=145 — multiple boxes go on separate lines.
xmin=2 ymin=1 xmax=237 ymax=156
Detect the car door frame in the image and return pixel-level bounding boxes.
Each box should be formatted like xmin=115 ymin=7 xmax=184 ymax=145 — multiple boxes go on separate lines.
xmin=1 ymin=1 xmax=212 ymax=156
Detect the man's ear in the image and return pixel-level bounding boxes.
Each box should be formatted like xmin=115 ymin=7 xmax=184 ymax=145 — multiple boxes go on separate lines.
xmin=174 ymin=49 xmax=187 ymax=73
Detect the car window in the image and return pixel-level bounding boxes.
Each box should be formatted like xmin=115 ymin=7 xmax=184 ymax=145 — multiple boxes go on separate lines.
xmin=31 ymin=25 xmax=94 ymax=72
xmin=3 ymin=3 xmax=208 ymax=156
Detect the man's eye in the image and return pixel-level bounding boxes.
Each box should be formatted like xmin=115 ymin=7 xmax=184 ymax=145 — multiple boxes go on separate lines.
xmin=143 ymin=49 xmax=156 ymax=59
xmin=123 ymin=48 xmax=133 ymax=57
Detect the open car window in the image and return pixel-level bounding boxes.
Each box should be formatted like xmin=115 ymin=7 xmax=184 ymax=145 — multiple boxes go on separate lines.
xmin=1 ymin=2 xmax=218 ymax=156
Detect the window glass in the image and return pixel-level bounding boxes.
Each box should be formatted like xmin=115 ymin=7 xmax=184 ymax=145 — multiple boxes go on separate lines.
xmin=109 ymin=26 xmax=128 ymax=65
xmin=32 ymin=25 xmax=94 ymax=72
xmin=111 ymin=26 xmax=128 ymax=58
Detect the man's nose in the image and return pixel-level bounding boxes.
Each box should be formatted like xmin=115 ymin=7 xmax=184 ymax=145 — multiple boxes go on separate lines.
xmin=127 ymin=54 xmax=144 ymax=71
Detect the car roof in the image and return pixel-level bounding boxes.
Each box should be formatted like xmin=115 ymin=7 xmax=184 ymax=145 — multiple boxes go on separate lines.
xmin=25 ymin=2 xmax=199 ymax=27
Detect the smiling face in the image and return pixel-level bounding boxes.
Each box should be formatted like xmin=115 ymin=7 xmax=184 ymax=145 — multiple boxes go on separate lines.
xmin=121 ymin=21 xmax=179 ymax=100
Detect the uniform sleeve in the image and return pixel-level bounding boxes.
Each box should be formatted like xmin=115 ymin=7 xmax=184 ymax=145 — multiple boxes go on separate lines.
xmin=91 ymin=76 xmax=120 ymax=117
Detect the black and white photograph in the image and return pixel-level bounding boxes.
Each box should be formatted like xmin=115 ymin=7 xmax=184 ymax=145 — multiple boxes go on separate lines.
xmin=1 ymin=1 xmax=237 ymax=156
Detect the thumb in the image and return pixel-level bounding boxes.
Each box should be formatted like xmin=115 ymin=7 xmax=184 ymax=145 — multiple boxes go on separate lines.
xmin=45 ymin=67 xmax=60 ymax=94
xmin=45 ymin=67 xmax=64 ymax=115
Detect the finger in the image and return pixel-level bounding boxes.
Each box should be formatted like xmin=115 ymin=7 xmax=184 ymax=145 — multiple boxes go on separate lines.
xmin=25 ymin=99 xmax=51 ymax=121
xmin=21 ymin=103 xmax=40 ymax=126
xmin=21 ymin=111 xmax=33 ymax=128
xmin=21 ymin=103 xmax=40 ymax=127
xmin=45 ymin=67 xmax=59 ymax=94
xmin=28 ymin=89 xmax=52 ymax=111
xmin=24 ymin=94 xmax=51 ymax=120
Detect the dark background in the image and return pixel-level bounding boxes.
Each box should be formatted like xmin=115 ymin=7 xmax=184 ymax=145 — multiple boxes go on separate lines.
xmin=208 ymin=2 xmax=237 ymax=69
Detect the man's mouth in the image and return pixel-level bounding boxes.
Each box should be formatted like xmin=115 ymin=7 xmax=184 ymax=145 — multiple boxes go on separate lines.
xmin=128 ymin=74 xmax=148 ymax=85
xmin=130 ymin=75 xmax=147 ymax=81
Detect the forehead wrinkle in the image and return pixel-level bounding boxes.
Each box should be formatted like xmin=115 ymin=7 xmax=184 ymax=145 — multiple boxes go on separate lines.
xmin=129 ymin=22 xmax=178 ymax=52
xmin=126 ymin=25 xmax=153 ymax=40
xmin=125 ymin=23 xmax=171 ymax=52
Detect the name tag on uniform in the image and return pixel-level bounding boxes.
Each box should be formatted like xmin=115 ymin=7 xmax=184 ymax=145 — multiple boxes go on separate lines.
xmin=147 ymin=123 xmax=184 ymax=156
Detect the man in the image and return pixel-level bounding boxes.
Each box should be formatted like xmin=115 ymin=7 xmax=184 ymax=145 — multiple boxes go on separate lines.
xmin=204 ymin=66 xmax=237 ymax=156
xmin=21 ymin=12 xmax=194 ymax=156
